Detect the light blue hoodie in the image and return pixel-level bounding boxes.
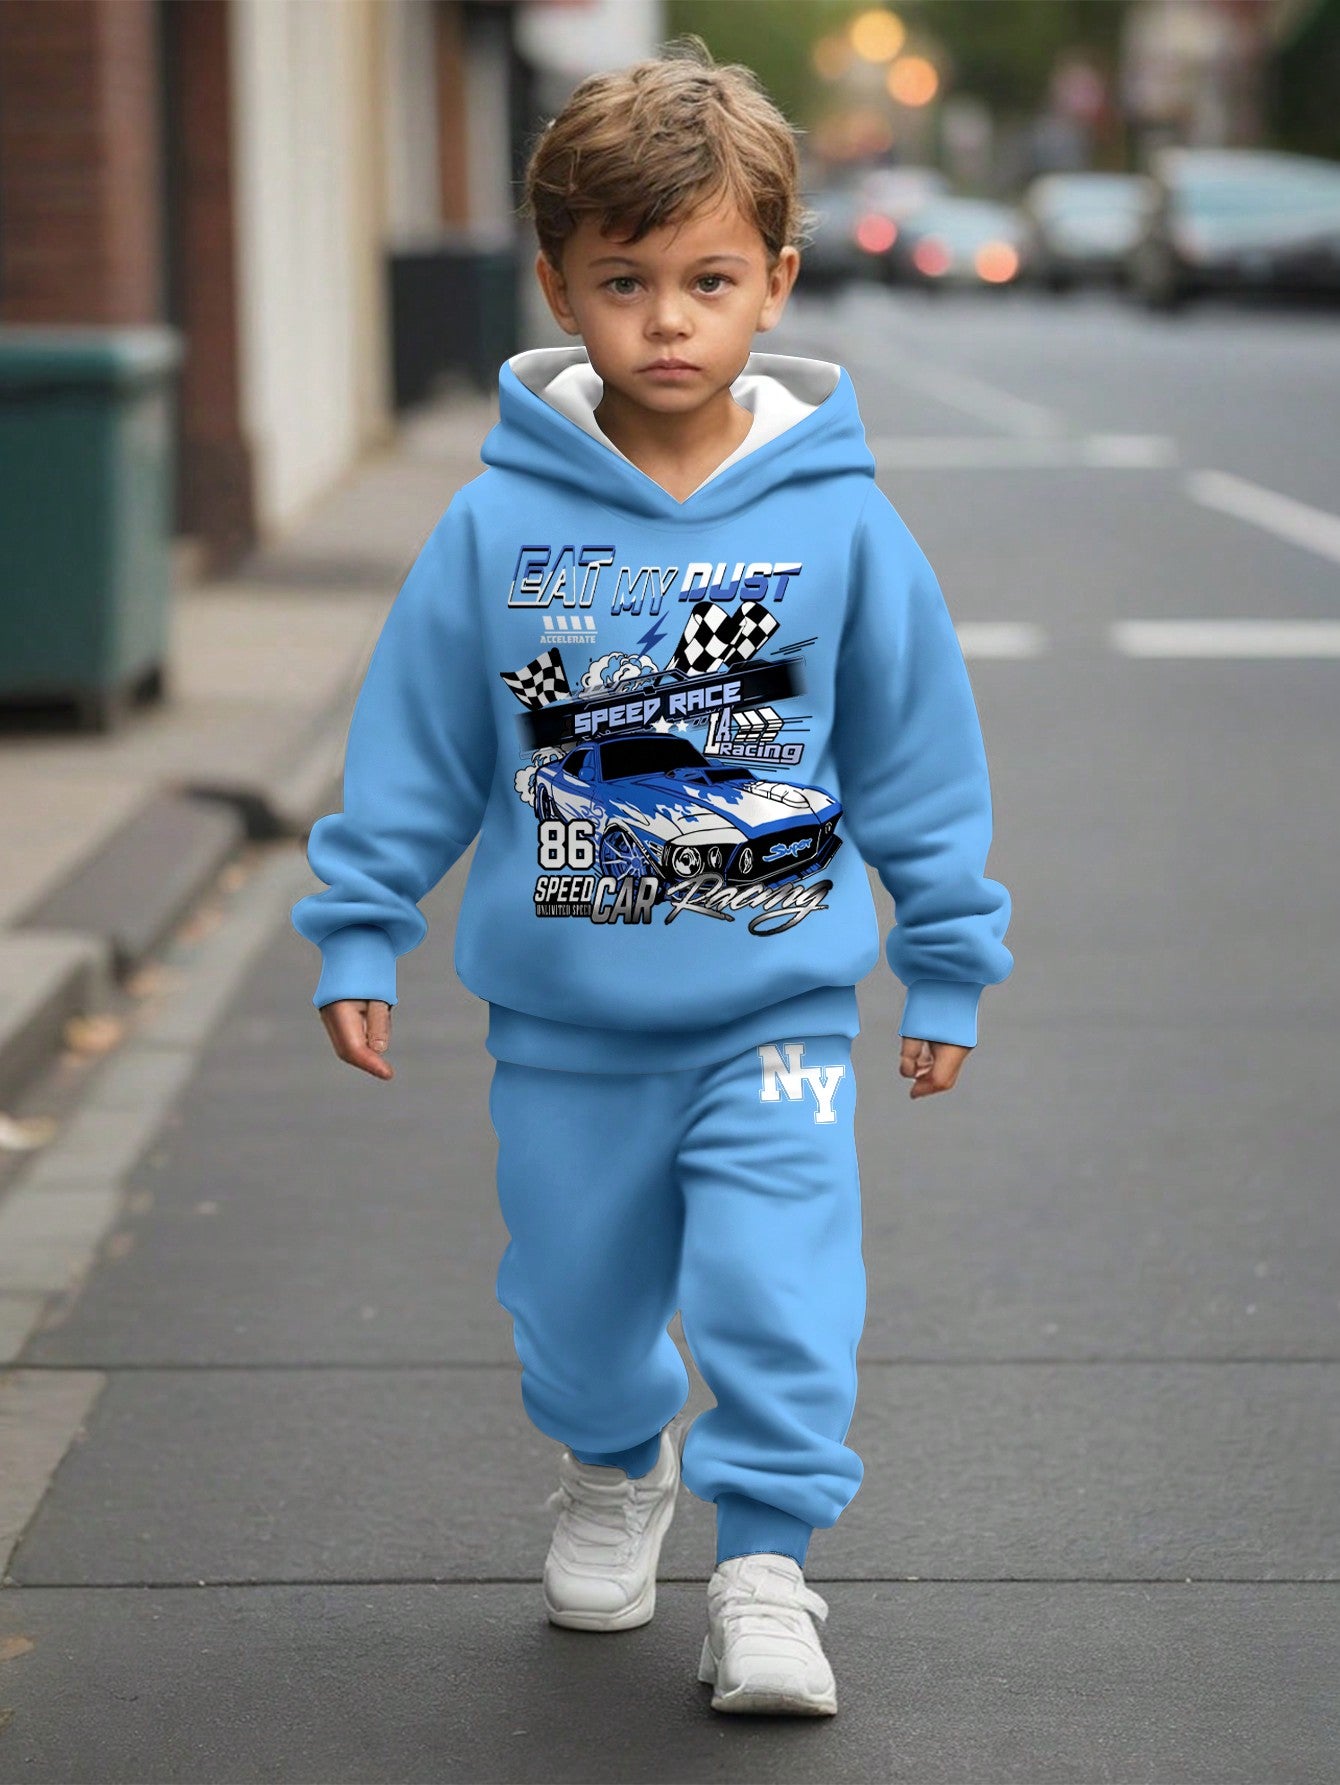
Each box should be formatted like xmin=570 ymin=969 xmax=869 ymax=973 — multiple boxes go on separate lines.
xmin=291 ymin=345 xmax=1013 ymax=1072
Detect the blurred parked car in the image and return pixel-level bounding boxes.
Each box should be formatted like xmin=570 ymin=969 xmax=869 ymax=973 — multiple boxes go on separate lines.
xmin=1126 ymin=147 xmax=1340 ymax=310
xmin=799 ymin=185 xmax=900 ymax=290
xmin=887 ymin=197 xmax=1028 ymax=291
xmin=858 ymin=165 xmax=951 ymax=224
xmin=1020 ymin=172 xmax=1154 ymax=291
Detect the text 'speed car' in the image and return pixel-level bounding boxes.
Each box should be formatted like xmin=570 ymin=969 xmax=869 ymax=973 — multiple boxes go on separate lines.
xmin=533 ymin=731 xmax=843 ymax=891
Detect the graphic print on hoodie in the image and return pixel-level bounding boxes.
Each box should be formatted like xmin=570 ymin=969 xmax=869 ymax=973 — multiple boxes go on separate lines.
xmin=291 ymin=346 xmax=1014 ymax=1073
xmin=503 ymin=585 xmax=839 ymax=933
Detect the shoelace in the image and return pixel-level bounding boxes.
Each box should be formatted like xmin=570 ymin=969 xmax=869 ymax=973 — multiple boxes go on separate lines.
xmin=545 ymin=1474 xmax=650 ymax=1567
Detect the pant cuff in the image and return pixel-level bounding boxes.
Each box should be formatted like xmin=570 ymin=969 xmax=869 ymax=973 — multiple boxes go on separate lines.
xmin=570 ymin=1429 xmax=663 ymax=1478
xmin=715 ymin=1490 xmax=815 ymax=1569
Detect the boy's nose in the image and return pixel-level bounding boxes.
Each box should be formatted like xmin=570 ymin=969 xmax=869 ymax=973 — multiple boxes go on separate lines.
xmin=648 ymin=299 xmax=690 ymax=336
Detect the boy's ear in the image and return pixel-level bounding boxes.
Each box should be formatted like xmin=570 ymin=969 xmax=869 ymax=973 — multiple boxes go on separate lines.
xmin=535 ymin=249 xmax=580 ymax=336
xmin=757 ymin=245 xmax=801 ymax=331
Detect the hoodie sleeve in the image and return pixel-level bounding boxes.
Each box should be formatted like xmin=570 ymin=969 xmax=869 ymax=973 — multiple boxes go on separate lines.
xmin=834 ymin=484 xmax=1013 ymax=1047
xmin=290 ymin=498 xmax=495 ymax=1009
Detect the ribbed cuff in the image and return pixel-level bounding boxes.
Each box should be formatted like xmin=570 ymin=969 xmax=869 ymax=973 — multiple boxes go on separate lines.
xmin=311 ymin=924 xmax=399 ymax=1009
xmin=570 ymin=1431 xmax=664 ymax=1478
xmin=899 ymin=979 xmax=985 ymax=1048
xmin=715 ymin=1492 xmax=814 ymax=1569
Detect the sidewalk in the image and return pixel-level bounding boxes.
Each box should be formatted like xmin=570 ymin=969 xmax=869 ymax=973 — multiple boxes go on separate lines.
xmin=0 ymin=382 xmax=498 ymax=1118
xmin=1 ymin=305 xmax=1337 ymax=1781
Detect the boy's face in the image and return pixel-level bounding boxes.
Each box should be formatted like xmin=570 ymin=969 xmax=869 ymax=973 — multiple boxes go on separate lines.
xmin=535 ymin=194 xmax=799 ymax=420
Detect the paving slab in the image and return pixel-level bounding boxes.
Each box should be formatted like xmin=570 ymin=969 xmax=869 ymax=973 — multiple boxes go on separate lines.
xmin=0 ymin=1370 xmax=104 ymax=1568
xmin=25 ymin=847 xmax=1340 ymax=1369
xmin=0 ymin=1183 xmax=123 ymax=1298
xmin=0 ymin=1582 xmax=1335 ymax=1784
xmin=19 ymin=994 xmax=505 ymax=1369
xmin=854 ymin=1017 xmax=1340 ymax=1362
xmin=975 ymin=656 xmax=1340 ymax=1028
xmin=7 ymin=1360 xmax=1337 ymax=1588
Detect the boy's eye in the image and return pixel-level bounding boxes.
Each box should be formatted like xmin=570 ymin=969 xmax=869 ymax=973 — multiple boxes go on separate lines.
xmin=602 ymin=275 xmax=733 ymax=295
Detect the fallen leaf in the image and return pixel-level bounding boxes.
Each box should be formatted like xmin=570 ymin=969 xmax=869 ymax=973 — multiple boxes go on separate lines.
xmin=176 ymin=905 xmax=224 ymax=943
xmin=0 ymin=1113 xmax=58 ymax=1152
xmin=124 ymin=963 xmax=169 ymax=998
xmin=63 ymin=1013 xmax=125 ymax=1055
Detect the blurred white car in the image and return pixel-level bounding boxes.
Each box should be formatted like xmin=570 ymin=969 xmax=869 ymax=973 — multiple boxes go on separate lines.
xmin=1126 ymin=148 xmax=1340 ymax=310
xmin=858 ymin=165 xmax=951 ymax=222
xmin=1020 ymin=172 xmax=1154 ymax=291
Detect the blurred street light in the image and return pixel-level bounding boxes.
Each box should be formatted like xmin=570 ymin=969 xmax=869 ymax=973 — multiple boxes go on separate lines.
xmin=887 ymin=54 xmax=940 ymax=107
xmin=849 ymin=8 xmax=907 ymax=63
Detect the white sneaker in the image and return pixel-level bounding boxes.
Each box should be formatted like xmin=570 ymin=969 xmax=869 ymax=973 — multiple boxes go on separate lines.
xmin=697 ymin=1553 xmax=838 ymax=1716
xmin=542 ymin=1423 xmax=682 ymax=1631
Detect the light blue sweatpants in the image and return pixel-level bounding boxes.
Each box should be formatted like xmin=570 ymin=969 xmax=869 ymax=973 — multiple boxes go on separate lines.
xmin=488 ymin=1033 xmax=867 ymax=1568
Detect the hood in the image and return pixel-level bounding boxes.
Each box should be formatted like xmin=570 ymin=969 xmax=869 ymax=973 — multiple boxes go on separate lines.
xmin=480 ymin=344 xmax=876 ymax=525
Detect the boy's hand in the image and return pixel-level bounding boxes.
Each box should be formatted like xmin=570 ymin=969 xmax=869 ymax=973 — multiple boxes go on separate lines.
xmin=900 ymin=1036 xmax=971 ymax=1100
xmin=319 ymin=999 xmax=394 ymax=1081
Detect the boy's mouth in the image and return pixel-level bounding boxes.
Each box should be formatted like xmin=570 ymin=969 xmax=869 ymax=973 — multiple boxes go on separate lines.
xmin=641 ymin=358 xmax=699 ymax=373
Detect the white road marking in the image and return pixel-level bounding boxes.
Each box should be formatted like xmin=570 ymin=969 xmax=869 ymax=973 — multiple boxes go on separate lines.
xmin=1081 ymin=434 xmax=1181 ymax=468
xmin=869 ymin=434 xmax=1178 ymax=468
xmin=875 ymin=353 xmax=1067 ymax=437
xmin=1186 ymin=470 xmax=1340 ymax=566
xmin=955 ymin=623 xmax=1049 ymax=658
xmin=1111 ymin=620 xmax=1340 ymax=657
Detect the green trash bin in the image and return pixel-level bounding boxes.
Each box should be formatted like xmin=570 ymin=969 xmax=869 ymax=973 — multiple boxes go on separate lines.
xmin=0 ymin=325 xmax=183 ymax=731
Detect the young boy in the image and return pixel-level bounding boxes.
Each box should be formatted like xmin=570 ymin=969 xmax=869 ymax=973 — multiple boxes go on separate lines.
xmin=291 ymin=37 xmax=1012 ymax=1719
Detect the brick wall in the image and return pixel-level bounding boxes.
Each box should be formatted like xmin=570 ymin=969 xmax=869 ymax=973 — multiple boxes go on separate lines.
xmin=0 ymin=0 xmax=165 ymax=322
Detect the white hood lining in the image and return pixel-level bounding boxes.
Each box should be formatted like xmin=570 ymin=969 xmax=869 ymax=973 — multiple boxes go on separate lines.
xmin=507 ymin=346 xmax=841 ymax=497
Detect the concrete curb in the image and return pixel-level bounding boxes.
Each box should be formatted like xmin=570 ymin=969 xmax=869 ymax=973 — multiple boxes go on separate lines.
xmin=16 ymin=793 xmax=247 ymax=977
xmin=0 ymin=681 xmax=352 ymax=1112
xmin=0 ymin=933 xmax=115 ymax=1114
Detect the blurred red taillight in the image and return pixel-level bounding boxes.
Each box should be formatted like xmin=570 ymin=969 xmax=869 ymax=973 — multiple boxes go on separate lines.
xmin=913 ymin=237 xmax=951 ymax=276
xmin=855 ymin=211 xmax=898 ymax=254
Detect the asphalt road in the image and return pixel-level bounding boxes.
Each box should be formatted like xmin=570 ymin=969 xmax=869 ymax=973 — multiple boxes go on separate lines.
xmin=2 ymin=282 xmax=1338 ymax=1782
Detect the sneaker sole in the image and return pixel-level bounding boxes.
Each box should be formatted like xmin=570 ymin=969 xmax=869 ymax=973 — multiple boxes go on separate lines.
xmin=697 ymin=1632 xmax=838 ymax=1716
xmin=543 ymin=1429 xmax=683 ymax=1633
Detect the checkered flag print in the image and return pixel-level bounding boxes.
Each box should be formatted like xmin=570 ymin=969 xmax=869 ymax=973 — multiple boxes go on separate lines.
xmin=667 ymin=599 xmax=780 ymax=676
xmin=728 ymin=601 xmax=781 ymax=666
xmin=667 ymin=602 xmax=735 ymax=676
xmin=500 ymin=648 xmax=571 ymax=710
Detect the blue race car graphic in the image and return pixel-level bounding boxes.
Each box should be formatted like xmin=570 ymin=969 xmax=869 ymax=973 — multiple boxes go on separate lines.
xmin=533 ymin=730 xmax=842 ymax=891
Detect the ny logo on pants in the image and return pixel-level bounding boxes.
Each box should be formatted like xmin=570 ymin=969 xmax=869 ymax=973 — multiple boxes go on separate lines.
xmin=757 ymin=1042 xmax=846 ymax=1124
